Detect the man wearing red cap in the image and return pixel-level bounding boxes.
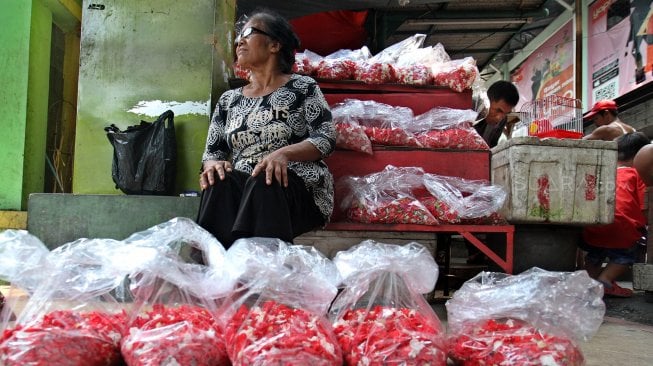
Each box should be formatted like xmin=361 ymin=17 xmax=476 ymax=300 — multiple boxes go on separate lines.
xmin=583 ymin=99 xmax=636 ymax=140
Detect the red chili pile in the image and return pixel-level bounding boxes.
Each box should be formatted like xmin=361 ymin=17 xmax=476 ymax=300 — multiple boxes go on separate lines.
xmin=224 ymin=300 xmax=342 ymax=365
xmin=333 ymin=305 xmax=447 ymax=366
xmin=448 ymin=318 xmax=584 ymax=366
xmin=121 ymin=304 xmax=229 ymax=366
xmin=0 ymin=309 xmax=126 ymax=366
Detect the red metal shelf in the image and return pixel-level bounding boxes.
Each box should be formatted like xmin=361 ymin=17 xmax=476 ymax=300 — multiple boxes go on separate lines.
xmin=326 ymin=222 xmax=515 ymax=274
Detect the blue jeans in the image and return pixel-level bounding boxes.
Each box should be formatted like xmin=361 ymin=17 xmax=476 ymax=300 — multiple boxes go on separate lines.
xmin=579 ymin=241 xmax=638 ymax=266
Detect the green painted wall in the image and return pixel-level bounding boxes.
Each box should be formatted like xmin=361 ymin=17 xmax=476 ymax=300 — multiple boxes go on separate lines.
xmin=0 ymin=0 xmax=80 ymax=210
xmin=23 ymin=1 xmax=53 ymax=209
xmin=0 ymin=1 xmax=32 ymax=210
xmin=74 ymin=0 xmax=235 ymax=195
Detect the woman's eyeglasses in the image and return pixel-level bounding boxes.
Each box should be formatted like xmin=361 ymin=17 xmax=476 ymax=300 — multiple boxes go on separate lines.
xmin=235 ymin=26 xmax=274 ymax=45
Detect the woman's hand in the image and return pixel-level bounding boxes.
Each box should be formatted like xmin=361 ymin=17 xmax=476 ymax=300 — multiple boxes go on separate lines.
xmin=200 ymin=160 xmax=233 ymax=190
xmin=252 ymin=150 xmax=290 ymax=187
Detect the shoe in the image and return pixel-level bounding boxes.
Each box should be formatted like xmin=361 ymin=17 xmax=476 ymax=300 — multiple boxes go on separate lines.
xmin=602 ymin=281 xmax=633 ymax=298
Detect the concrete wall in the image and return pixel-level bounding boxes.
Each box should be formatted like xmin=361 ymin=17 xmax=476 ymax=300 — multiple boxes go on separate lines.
xmin=73 ymin=0 xmax=235 ymax=196
xmin=621 ymin=98 xmax=653 ymax=137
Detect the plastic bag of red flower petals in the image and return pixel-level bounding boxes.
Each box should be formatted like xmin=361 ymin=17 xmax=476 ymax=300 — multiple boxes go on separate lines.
xmin=121 ymin=218 xmax=233 ymax=365
xmin=395 ymin=43 xmax=451 ymax=68
xmin=363 ymin=126 xmax=422 ymax=147
xmin=331 ymin=101 xmax=373 ymax=154
xmin=329 ymin=240 xmax=447 ymax=365
xmin=338 ymin=165 xmax=439 ymax=225
xmin=335 ymin=121 xmax=373 ymax=155
xmin=122 ymin=304 xmax=229 ymax=366
xmin=432 ymin=56 xmax=479 ymax=92
xmin=331 ymin=99 xmax=419 ymax=147
xmin=316 ymin=59 xmax=357 ymax=80
xmin=449 ymin=317 xmax=585 ymax=365
xmin=353 ymin=62 xmax=397 ymax=84
xmin=294 ymin=49 xmax=323 ymax=76
xmin=446 ymin=268 xmax=606 ymax=365
xmin=220 ymin=237 xmax=343 ymax=366
xmin=393 ymin=64 xmax=433 ymax=85
xmin=1 ymin=309 xmax=127 ymax=366
xmin=0 ymin=235 xmax=140 ymax=366
xmin=407 ymin=107 xmax=489 ymax=150
xmin=421 ymin=174 xmax=507 ymax=222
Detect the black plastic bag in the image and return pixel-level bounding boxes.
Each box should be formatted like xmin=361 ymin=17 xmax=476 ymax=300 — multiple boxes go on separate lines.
xmin=105 ymin=110 xmax=176 ymax=195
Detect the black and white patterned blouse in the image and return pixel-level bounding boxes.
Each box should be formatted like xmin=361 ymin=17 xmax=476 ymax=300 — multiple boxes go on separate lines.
xmin=202 ymin=74 xmax=336 ymax=220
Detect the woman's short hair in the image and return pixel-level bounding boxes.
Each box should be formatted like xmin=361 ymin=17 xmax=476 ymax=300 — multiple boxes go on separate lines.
xmin=617 ymin=131 xmax=650 ymax=161
xmin=248 ymin=10 xmax=300 ymax=74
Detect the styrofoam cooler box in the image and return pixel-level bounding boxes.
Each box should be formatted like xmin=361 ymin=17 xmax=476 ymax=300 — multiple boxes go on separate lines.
xmin=491 ymin=136 xmax=617 ymax=224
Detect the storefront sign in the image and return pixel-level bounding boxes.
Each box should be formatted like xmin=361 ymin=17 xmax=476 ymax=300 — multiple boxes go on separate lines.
xmin=511 ymin=20 xmax=575 ymax=111
xmin=587 ymin=0 xmax=653 ymax=106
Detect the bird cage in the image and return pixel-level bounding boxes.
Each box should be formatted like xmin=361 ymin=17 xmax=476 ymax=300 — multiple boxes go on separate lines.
xmin=519 ymin=95 xmax=583 ymax=139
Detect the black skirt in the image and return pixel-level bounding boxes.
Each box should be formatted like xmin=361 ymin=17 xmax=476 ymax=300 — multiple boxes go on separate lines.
xmin=196 ymin=169 xmax=325 ymax=249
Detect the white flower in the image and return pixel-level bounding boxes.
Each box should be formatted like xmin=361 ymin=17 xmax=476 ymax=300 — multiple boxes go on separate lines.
xmin=408 ymin=338 xmax=425 ymax=358
xmin=539 ymin=354 xmax=560 ymax=366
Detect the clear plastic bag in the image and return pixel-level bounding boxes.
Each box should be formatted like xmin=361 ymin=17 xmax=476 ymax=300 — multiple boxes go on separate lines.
xmin=331 ymin=99 xmax=419 ymax=147
xmin=409 ymin=108 xmax=479 ymax=132
xmin=294 ymin=49 xmax=323 ymax=76
xmin=422 ymin=174 xmax=507 ymax=223
xmin=353 ymin=61 xmax=397 ymax=84
xmin=338 ymin=165 xmax=506 ymax=225
xmin=331 ymin=101 xmax=374 ymax=154
xmin=0 ymin=230 xmax=50 ymax=293
xmin=369 ymin=34 xmax=427 ymax=64
xmin=446 ymin=268 xmax=606 ymax=366
xmin=316 ymin=58 xmax=357 ymax=80
xmin=395 ymin=43 xmax=451 ymax=67
xmin=116 ymin=218 xmax=233 ymax=366
xmin=392 ymin=44 xmax=451 ymax=86
xmin=410 ymin=107 xmax=489 ymax=150
xmin=393 ymin=63 xmax=433 ymax=85
xmin=0 ymin=238 xmax=134 ymax=366
xmin=0 ymin=218 xmax=231 ymax=366
xmin=432 ymin=56 xmax=479 ymax=92
xmin=329 ymin=240 xmax=447 ymax=365
xmin=325 ymin=47 xmax=371 ymax=62
xmin=339 ymin=165 xmax=439 ymax=225
xmin=219 ymin=237 xmax=342 ymax=366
